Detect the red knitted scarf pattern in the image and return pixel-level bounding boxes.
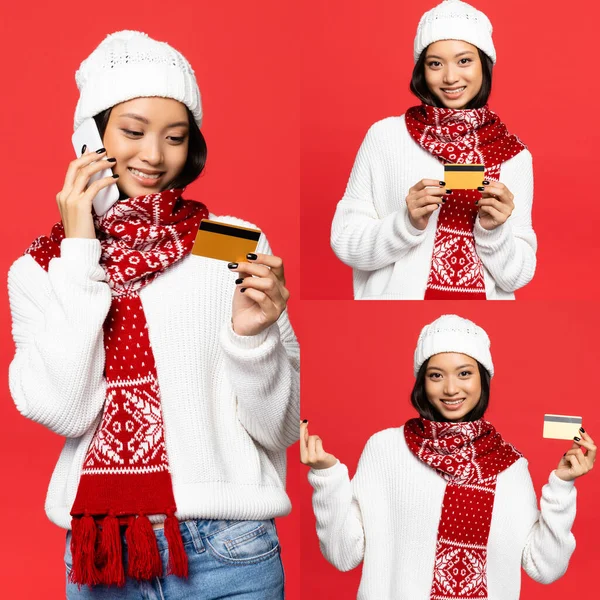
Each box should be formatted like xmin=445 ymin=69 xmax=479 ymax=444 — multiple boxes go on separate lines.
xmin=404 ymin=418 xmax=522 ymax=600
xmin=405 ymin=104 xmax=526 ymax=299
xmin=26 ymin=188 xmax=208 ymax=587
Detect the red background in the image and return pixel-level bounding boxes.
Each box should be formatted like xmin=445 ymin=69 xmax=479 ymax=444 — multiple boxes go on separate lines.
xmin=298 ymin=300 xmax=600 ymax=598
xmin=301 ymin=0 xmax=600 ymax=300
xmin=0 ymin=1 xmax=300 ymax=598
xmin=2 ymin=1 xmax=600 ymax=599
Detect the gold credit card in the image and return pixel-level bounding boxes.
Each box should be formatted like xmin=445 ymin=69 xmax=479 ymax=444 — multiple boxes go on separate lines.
xmin=543 ymin=414 xmax=583 ymax=440
xmin=444 ymin=164 xmax=485 ymax=189
xmin=191 ymin=219 xmax=261 ymax=263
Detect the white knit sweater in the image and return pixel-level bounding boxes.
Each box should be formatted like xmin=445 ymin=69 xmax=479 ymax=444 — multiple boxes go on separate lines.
xmin=330 ymin=115 xmax=537 ymax=299
xmin=8 ymin=214 xmax=300 ymax=529
xmin=309 ymin=427 xmax=576 ymax=600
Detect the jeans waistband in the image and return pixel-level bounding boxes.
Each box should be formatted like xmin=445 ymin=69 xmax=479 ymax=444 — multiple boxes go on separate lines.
xmin=144 ymin=518 xmax=275 ymax=553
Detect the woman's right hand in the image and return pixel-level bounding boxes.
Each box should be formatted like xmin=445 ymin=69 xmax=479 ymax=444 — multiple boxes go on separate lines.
xmin=406 ymin=179 xmax=449 ymax=230
xmin=300 ymin=420 xmax=338 ymax=470
xmin=56 ymin=147 xmax=118 ymax=239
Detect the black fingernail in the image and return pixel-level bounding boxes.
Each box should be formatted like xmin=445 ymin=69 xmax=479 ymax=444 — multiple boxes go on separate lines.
xmin=475 ymin=200 xmax=478 ymax=205
xmin=477 ymin=186 xmax=485 ymax=191
xmin=112 ymin=174 xmax=119 ymax=179
xmin=228 ymin=262 xmax=238 ymax=269
xmin=563 ymin=452 xmax=567 ymax=457
xmin=107 ymin=157 xmax=117 ymax=163
xmin=81 ymin=144 xmax=87 ymax=154
xmin=580 ymin=427 xmax=586 ymax=433
xmin=241 ymin=288 xmax=247 ymax=293
xmin=96 ymin=147 xmax=106 ymax=154
xmin=235 ymin=278 xmax=244 ymax=284
xmin=574 ymin=436 xmax=581 ymax=441
xmin=445 ymin=189 xmax=452 ymax=194
xmin=483 ymin=180 xmax=490 ymax=185
xmin=247 ymin=253 xmax=257 ymax=260
xmin=302 ymin=419 xmax=308 ymax=423
xmin=439 ymin=181 xmax=445 ymax=186
xmin=442 ymin=199 xmax=447 ymax=203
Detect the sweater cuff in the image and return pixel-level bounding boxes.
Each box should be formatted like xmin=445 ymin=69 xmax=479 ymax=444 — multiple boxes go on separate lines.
xmin=59 ymin=238 xmax=102 ymax=265
xmin=310 ymin=459 xmax=341 ymax=476
xmin=308 ymin=460 xmax=345 ymax=484
xmin=473 ymin=217 xmax=511 ymax=248
xmin=402 ymin=210 xmax=427 ymax=238
xmin=221 ymin=320 xmax=273 ymax=352
xmin=549 ymin=470 xmax=577 ymax=492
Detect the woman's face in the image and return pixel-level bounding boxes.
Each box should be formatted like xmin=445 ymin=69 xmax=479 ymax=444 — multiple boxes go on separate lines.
xmin=102 ymin=97 xmax=189 ymax=198
xmin=424 ymin=40 xmax=483 ymax=109
xmin=424 ymin=352 xmax=482 ymax=421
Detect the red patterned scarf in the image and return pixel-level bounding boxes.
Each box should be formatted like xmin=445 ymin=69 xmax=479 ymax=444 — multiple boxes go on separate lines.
xmin=405 ymin=104 xmax=526 ymax=299
xmin=404 ymin=418 xmax=522 ymax=600
xmin=26 ymin=188 xmax=208 ymax=587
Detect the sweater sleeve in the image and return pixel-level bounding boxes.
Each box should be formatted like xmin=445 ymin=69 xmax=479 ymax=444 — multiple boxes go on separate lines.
xmin=330 ymin=122 xmax=428 ymax=271
xmin=521 ymin=465 xmax=577 ymax=584
xmin=473 ymin=149 xmax=537 ymax=293
xmin=219 ymin=232 xmax=300 ymax=452
xmin=308 ymin=459 xmax=366 ymax=571
xmin=7 ymin=238 xmax=112 ymax=438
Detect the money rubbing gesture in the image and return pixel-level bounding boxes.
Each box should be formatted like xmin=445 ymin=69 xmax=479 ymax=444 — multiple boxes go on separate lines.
xmin=299 ymin=420 xmax=338 ymax=470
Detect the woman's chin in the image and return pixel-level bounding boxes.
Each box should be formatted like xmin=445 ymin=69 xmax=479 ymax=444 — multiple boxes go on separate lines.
xmin=436 ymin=96 xmax=473 ymax=110
xmin=118 ymin=182 xmax=162 ymax=199
xmin=430 ymin=89 xmax=468 ymax=109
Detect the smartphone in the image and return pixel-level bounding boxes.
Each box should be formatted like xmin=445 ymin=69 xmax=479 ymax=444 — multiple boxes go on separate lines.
xmin=71 ymin=118 xmax=120 ymax=216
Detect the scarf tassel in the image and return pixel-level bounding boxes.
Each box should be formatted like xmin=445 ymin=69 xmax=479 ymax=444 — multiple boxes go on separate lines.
xmin=125 ymin=514 xmax=163 ymax=580
xmin=164 ymin=509 xmax=189 ymax=577
xmin=98 ymin=512 xmax=125 ymax=586
xmin=69 ymin=513 xmax=102 ymax=587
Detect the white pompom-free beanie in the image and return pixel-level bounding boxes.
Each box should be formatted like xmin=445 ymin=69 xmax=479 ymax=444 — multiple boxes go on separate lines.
xmin=414 ymin=314 xmax=494 ymax=377
xmin=414 ymin=0 xmax=496 ymax=65
xmin=73 ymin=30 xmax=202 ymax=131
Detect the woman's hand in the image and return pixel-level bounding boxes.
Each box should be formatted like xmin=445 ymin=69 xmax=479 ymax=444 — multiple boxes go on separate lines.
xmin=406 ymin=179 xmax=448 ymax=230
xmin=229 ymin=253 xmax=290 ymax=337
xmin=476 ymin=181 xmax=514 ymax=231
xmin=555 ymin=429 xmax=596 ymax=482
xmin=299 ymin=420 xmax=338 ymax=470
xmin=56 ymin=147 xmax=118 ymax=239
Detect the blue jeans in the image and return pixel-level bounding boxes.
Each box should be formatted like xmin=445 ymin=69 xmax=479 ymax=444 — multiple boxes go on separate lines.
xmin=65 ymin=518 xmax=285 ymax=599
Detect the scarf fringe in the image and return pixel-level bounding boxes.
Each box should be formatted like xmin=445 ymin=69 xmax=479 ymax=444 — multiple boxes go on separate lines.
xmin=164 ymin=510 xmax=189 ymax=577
xmin=70 ymin=512 xmax=189 ymax=587
xmin=98 ymin=513 xmax=125 ymax=586
xmin=125 ymin=514 xmax=163 ymax=580
xmin=69 ymin=514 xmax=102 ymax=587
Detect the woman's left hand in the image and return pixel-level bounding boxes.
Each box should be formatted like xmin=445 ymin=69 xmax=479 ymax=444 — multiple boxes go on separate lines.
xmin=229 ymin=253 xmax=290 ymax=337
xmin=555 ymin=429 xmax=596 ymax=482
xmin=476 ymin=181 xmax=515 ymax=231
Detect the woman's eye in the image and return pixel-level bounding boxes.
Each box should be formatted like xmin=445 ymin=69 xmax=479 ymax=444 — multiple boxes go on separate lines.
xmin=122 ymin=129 xmax=143 ymax=137
xmin=428 ymin=61 xmax=441 ymax=68
xmin=429 ymin=373 xmax=442 ymax=379
xmin=459 ymin=371 xmax=472 ymax=377
xmin=459 ymin=58 xmax=472 ymax=65
xmin=169 ymin=136 xmax=185 ymax=143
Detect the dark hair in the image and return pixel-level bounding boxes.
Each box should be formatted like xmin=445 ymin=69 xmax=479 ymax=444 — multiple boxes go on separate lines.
xmin=409 ymin=46 xmax=493 ymax=109
xmin=411 ymin=358 xmax=491 ymax=422
xmin=93 ymin=105 xmax=207 ymax=189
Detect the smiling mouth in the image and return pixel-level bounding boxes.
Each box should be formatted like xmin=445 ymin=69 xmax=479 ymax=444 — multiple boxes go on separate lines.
xmin=441 ymin=398 xmax=465 ymax=405
xmin=441 ymin=86 xmax=466 ymax=95
xmin=128 ymin=167 xmax=164 ymax=180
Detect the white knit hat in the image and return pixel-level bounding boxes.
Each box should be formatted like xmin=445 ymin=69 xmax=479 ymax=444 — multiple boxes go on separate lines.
xmin=414 ymin=0 xmax=496 ymax=65
xmin=414 ymin=314 xmax=494 ymax=377
xmin=73 ymin=30 xmax=202 ymax=132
